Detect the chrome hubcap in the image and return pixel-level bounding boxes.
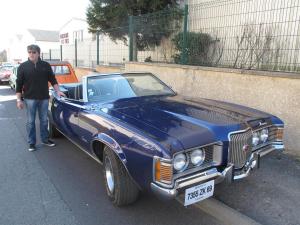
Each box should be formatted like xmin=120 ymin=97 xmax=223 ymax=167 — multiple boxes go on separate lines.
xmin=105 ymin=156 xmax=114 ymax=194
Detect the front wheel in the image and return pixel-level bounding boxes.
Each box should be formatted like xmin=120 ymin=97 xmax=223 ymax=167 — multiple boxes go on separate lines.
xmin=103 ymin=146 xmax=139 ymax=206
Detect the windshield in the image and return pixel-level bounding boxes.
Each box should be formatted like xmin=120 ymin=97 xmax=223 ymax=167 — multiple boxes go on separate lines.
xmin=87 ymin=73 xmax=175 ymax=102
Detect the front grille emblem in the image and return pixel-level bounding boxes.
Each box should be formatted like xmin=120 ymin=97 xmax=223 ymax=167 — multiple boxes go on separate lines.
xmin=259 ymin=121 xmax=267 ymax=126
xmin=242 ymin=144 xmax=250 ymax=152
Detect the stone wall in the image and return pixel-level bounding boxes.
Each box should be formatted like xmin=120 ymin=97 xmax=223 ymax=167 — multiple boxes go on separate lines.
xmin=125 ymin=62 xmax=300 ymax=156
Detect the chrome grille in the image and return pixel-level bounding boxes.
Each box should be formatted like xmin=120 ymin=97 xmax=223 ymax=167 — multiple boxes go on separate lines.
xmin=229 ymin=129 xmax=252 ymax=169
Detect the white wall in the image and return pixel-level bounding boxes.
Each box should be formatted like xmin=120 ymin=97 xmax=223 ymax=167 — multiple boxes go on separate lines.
xmin=7 ymin=29 xmax=35 ymax=62
xmin=59 ymin=19 xmax=92 ymax=45
xmin=7 ymin=30 xmax=60 ymax=62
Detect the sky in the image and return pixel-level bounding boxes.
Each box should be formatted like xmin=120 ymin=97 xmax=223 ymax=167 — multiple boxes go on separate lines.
xmin=0 ymin=0 xmax=90 ymax=51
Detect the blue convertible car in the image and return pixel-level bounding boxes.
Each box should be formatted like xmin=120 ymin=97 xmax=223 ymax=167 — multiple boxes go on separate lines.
xmin=48 ymin=72 xmax=284 ymax=206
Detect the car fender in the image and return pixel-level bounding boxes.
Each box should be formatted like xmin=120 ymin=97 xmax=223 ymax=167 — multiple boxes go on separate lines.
xmin=91 ymin=133 xmax=127 ymax=164
xmin=91 ymin=133 xmax=143 ymax=190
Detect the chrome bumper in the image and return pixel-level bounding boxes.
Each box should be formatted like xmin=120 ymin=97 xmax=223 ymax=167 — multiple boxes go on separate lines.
xmin=234 ymin=143 xmax=284 ymax=180
xmin=151 ymin=143 xmax=284 ymax=201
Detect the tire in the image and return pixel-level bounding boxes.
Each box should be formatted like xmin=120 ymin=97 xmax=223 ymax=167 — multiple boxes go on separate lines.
xmin=103 ymin=146 xmax=139 ymax=206
xmin=48 ymin=119 xmax=61 ymax=138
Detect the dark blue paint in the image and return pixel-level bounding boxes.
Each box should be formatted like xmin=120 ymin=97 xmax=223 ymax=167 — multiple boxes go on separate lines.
xmin=49 ymin=83 xmax=284 ymax=191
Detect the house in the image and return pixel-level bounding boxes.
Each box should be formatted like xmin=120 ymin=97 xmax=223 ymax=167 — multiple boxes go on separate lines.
xmin=59 ymin=17 xmax=94 ymax=45
xmin=58 ymin=17 xmax=128 ymax=67
xmin=7 ymin=29 xmax=59 ymax=63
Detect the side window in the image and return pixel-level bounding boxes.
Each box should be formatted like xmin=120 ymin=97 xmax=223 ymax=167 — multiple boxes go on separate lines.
xmin=63 ymin=85 xmax=82 ymax=101
xmin=51 ymin=65 xmax=71 ymax=75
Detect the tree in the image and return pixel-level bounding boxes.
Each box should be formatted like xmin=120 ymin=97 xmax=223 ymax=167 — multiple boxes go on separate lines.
xmin=172 ymin=32 xmax=223 ymax=66
xmin=86 ymin=0 xmax=182 ymax=60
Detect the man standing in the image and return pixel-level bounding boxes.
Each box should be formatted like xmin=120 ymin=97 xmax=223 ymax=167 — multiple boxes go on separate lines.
xmin=16 ymin=44 xmax=65 ymax=151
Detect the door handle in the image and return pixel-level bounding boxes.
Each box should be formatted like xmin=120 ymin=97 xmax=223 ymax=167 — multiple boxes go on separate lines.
xmin=74 ymin=112 xmax=79 ymax=118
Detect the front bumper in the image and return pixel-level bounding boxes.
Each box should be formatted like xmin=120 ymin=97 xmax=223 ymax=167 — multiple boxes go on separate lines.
xmin=151 ymin=143 xmax=284 ymax=201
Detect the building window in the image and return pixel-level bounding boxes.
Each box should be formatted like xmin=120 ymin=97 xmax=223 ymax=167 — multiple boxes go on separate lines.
xmin=73 ymin=30 xmax=83 ymax=42
xmin=60 ymin=33 xmax=69 ymax=45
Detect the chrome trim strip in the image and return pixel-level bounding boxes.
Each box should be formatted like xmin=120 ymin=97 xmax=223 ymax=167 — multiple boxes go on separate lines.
xmin=151 ymin=183 xmax=178 ymax=201
xmin=64 ymin=101 xmax=86 ymax=109
xmin=227 ymin=127 xmax=251 ymax=140
xmin=151 ymin=164 xmax=234 ymax=201
xmin=258 ymin=143 xmax=284 ymax=157
xmin=233 ymin=167 xmax=251 ymax=180
xmin=257 ymin=147 xmax=275 ymax=157
xmin=233 ymin=143 xmax=284 ymax=180
xmin=82 ymin=76 xmax=88 ymax=102
xmin=175 ymin=168 xmax=219 ymax=189
xmin=274 ymin=124 xmax=284 ymax=127
xmin=252 ymin=124 xmax=273 ymax=132
xmin=173 ymin=141 xmax=223 ymax=156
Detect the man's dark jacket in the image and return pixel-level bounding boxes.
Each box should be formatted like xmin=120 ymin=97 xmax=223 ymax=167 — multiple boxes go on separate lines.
xmin=16 ymin=58 xmax=58 ymax=100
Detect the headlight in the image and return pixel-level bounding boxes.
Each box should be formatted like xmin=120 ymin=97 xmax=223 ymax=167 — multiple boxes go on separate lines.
xmin=260 ymin=128 xmax=269 ymax=143
xmin=190 ymin=149 xmax=205 ymax=166
xmin=252 ymin=132 xmax=259 ymax=146
xmin=173 ymin=153 xmax=188 ymax=172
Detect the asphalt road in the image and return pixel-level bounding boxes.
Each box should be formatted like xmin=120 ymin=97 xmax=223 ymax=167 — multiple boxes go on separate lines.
xmin=0 ymin=85 xmax=299 ymax=225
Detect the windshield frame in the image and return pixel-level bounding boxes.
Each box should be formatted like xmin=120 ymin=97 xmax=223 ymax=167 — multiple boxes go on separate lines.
xmin=83 ymin=72 xmax=176 ymax=103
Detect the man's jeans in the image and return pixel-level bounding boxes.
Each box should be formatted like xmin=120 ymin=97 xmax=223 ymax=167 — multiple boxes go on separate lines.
xmin=24 ymin=99 xmax=49 ymax=145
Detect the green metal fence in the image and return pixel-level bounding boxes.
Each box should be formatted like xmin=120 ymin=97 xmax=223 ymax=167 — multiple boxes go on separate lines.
xmin=129 ymin=7 xmax=184 ymax=63
xmin=43 ymin=0 xmax=300 ymax=73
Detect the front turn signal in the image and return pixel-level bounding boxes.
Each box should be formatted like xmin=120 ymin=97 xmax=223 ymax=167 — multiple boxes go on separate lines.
xmin=154 ymin=159 xmax=173 ymax=185
xmin=276 ymin=128 xmax=284 ymax=141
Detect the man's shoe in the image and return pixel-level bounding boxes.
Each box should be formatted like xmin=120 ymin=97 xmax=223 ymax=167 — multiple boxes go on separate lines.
xmin=42 ymin=139 xmax=56 ymax=147
xmin=28 ymin=144 xmax=36 ymax=152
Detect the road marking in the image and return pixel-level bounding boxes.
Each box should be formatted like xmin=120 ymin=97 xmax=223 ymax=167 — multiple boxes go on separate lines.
xmin=177 ymin=196 xmax=262 ymax=225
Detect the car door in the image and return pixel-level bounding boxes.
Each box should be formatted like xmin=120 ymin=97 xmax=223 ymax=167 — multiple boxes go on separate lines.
xmin=51 ymin=96 xmax=82 ymax=142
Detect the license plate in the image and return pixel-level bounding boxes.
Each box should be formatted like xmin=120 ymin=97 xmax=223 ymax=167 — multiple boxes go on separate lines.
xmin=184 ymin=180 xmax=214 ymax=206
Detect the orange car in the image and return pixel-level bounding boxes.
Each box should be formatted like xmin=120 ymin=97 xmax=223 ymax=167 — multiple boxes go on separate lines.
xmin=47 ymin=61 xmax=78 ymax=84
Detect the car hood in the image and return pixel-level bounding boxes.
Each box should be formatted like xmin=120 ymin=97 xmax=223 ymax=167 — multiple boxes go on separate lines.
xmin=99 ymin=95 xmax=273 ymax=152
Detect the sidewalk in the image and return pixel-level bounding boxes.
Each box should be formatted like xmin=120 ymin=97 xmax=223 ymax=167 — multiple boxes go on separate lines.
xmin=0 ymin=86 xmax=81 ymax=225
xmin=214 ymin=150 xmax=300 ymax=225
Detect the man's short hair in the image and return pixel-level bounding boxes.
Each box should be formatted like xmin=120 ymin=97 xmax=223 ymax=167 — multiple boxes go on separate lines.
xmin=27 ymin=44 xmax=41 ymax=54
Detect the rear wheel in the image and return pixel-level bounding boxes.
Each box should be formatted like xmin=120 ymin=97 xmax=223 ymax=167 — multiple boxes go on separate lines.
xmin=48 ymin=119 xmax=61 ymax=138
xmin=103 ymin=146 xmax=139 ymax=206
